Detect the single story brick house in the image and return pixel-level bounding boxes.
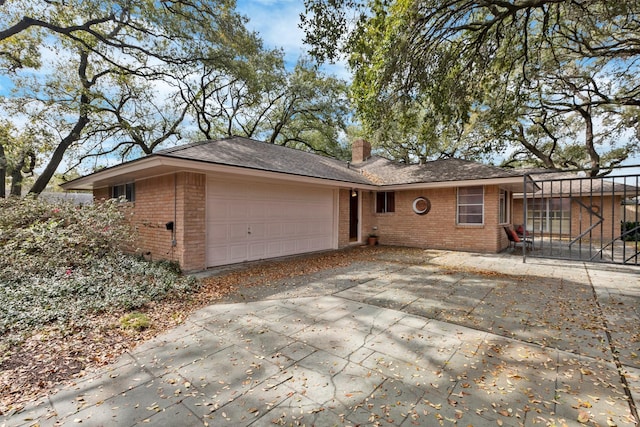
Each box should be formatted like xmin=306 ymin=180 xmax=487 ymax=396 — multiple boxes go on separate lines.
xmin=62 ymin=137 xmax=529 ymax=271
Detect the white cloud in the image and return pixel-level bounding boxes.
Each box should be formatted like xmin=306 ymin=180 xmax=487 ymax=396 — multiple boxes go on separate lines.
xmin=237 ymin=0 xmax=351 ymax=79
xmin=238 ymin=1 xmax=305 ymax=56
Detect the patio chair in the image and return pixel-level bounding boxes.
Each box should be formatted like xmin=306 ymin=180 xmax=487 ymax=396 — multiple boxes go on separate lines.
xmin=515 ymin=224 xmax=530 ymax=238
xmin=504 ymin=226 xmax=533 ymax=250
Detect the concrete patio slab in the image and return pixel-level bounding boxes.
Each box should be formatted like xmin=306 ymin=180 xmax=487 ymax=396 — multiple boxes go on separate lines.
xmin=3 ymin=248 xmax=639 ymax=426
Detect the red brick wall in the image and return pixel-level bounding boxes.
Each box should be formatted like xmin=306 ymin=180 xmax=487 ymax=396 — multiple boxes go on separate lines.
xmin=337 ymin=189 xmax=351 ymax=247
xmin=176 ymin=172 xmax=206 ymax=271
xmin=93 ymin=172 xmax=206 ymax=271
xmin=570 ymin=195 xmax=622 ymax=242
xmin=359 ymin=185 xmax=507 ymax=253
xmin=96 ymin=177 xmax=516 ymax=269
xmin=93 ymin=187 xmax=110 ymax=201
xmin=129 ymin=174 xmax=178 ymax=264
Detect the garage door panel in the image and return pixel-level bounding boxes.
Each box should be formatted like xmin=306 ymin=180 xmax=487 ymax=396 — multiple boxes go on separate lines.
xmin=229 ymin=224 xmax=248 ymax=240
xmin=282 ymin=224 xmax=297 ymax=236
xmin=229 ymin=244 xmax=248 ymax=262
xmin=249 ymin=223 xmax=265 ymax=239
xmin=296 ymin=240 xmax=310 ymax=252
xmin=267 ymin=223 xmax=283 ymax=238
xmin=208 ymin=225 xmax=229 ymax=241
xmin=208 ymin=247 xmax=228 ymax=265
xmin=208 ymin=202 xmax=228 ymax=219
xmin=249 ymin=242 xmax=266 ymax=259
xmin=249 ymin=204 xmax=265 ymax=219
xmin=267 ymin=241 xmax=283 ymax=255
xmin=206 ymin=177 xmax=335 ymax=267
xmin=282 ymin=240 xmax=296 ymax=253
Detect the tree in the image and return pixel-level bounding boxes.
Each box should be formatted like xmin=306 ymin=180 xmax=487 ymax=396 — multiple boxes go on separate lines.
xmin=0 ymin=0 xmax=262 ymax=194
xmin=0 ymin=121 xmax=43 ymax=197
xmin=302 ymin=0 xmax=640 ymax=174
xmin=183 ymin=55 xmax=352 ymax=159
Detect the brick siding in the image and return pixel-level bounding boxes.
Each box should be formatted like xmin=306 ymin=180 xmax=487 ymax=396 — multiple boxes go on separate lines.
xmin=93 ymin=172 xmax=206 ymax=272
xmin=337 ymin=189 xmax=351 ymax=247
xmin=360 ymin=185 xmax=507 ymax=253
xmin=96 ymin=178 xmax=512 ymax=271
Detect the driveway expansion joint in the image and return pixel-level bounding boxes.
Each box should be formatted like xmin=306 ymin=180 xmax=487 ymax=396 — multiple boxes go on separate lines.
xmin=5 ymin=249 xmax=639 ymax=427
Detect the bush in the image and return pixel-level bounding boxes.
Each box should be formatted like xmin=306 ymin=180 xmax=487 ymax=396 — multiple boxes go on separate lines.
xmin=621 ymin=221 xmax=640 ymax=241
xmin=0 ymin=197 xmax=198 ymax=342
xmin=0 ymin=197 xmax=134 ymax=274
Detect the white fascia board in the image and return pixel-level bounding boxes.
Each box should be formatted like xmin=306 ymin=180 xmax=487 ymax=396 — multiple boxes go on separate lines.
xmin=62 ymin=156 xmax=379 ymax=191
xmin=379 ymin=176 xmax=527 ymax=191
xmin=60 ymin=157 xmax=167 ymax=190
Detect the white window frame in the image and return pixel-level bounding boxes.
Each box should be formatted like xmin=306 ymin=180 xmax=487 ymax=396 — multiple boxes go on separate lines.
xmin=457 ymin=186 xmax=484 ymax=225
xmin=499 ymin=188 xmax=509 ymax=224
xmin=375 ymin=191 xmax=395 ymax=213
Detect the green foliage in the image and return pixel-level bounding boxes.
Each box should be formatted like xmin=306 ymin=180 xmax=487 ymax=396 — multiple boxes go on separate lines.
xmin=0 ymin=0 xmax=266 ymax=193
xmin=621 ymin=221 xmax=640 ymax=241
xmin=303 ymin=0 xmax=640 ymax=171
xmin=119 ymin=312 xmax=151 ymax=331
xmin=0 ymin=198 xmax=198 ymax=342
xmin=185 ymin=55 xmax=352 ymax=160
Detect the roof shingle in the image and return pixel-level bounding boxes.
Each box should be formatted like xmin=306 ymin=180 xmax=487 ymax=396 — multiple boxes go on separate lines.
xmin=157 ymin=137 xmax=372 ymax=185
xmin=354 ymin=156 xmax=522 ymax=185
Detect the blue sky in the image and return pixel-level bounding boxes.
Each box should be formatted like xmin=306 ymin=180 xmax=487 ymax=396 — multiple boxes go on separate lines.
xmin=236 ymin=0 xmax=348 ymax=78
xmin=237 ymin=0 xmax=307 ymax=63
xmin=0 ymin=1 xmax=347 ymax=96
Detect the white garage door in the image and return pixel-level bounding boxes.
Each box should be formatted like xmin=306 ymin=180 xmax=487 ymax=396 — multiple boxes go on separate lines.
xmin=206 ymin=177 xmax=336 ymax=267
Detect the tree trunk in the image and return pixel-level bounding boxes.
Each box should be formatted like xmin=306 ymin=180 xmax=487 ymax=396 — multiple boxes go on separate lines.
xmin=0 ymin=143 xmax=6 ymax=198
xmin=29 ymin=50 xmax=91 ymax=195
xmin=580 ymin=108 xmax=600 ymax=176
xmin=28 ymin=116 xmax=89 ymax=195
xmin=10 ymin=166 xmax=22 ymax=196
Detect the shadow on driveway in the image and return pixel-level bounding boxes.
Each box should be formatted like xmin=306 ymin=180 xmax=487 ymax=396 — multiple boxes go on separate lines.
xmin=6 ymin=247 xmax=640 ymax=426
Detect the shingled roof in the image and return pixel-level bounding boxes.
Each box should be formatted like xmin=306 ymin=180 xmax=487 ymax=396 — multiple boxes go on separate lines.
xmin=353 ymin=156 xmax=522 ymax=186
xmin=62 ymin=137 xmax=527 ymax=190
xmin=522 ymin=171 xmax=639 ymax=196
xmin=155 ymin=137 xmax=373 ymax=185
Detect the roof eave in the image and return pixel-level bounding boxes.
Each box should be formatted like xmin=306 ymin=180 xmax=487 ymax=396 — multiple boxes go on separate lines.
xmin=61 ymin=155 xmax=379 ymax=191
xmin=380 ymin=176 xmax=531 ymax=192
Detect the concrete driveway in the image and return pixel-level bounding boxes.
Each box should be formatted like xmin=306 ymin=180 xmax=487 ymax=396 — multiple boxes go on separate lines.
xmin=5 ymin=249 xmax=640 ymax=426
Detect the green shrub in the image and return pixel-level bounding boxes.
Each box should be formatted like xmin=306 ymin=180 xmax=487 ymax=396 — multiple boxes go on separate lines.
xmin=0 ymin=197 xmax=199 ymax=343
xmin=0 ymin=197 xmax=134 ymax=274
xmin=621 ymin=221 xmax=640 ymax=241
xmin=119 ymin=312 xmax=151 ymax=331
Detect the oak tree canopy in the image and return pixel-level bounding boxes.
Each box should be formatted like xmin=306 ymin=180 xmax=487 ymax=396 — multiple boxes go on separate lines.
xmin=302 ymin=0 xmax=640 ymax=174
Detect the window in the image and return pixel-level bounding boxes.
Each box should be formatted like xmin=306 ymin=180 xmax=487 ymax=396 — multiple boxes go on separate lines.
xmin=499 ymin=189 xmax=509 ymax=224
xmin=526 ymin=197 xmax=570 ymax=233
xmin=457 ymin=186 xmax=483 ymax=224
xmin=112 ymin=183 xmax=135 ymax=202
xmin=376 ymin=191 xmax=395 ymax=213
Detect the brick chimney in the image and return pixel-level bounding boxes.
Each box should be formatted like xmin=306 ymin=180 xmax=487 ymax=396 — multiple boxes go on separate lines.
xmin=352 ymin=139 xmax=371 ymax=164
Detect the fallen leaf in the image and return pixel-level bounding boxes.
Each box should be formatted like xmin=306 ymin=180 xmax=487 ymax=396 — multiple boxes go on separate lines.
xmin=577 ymin=411 xmax=590 ymax=423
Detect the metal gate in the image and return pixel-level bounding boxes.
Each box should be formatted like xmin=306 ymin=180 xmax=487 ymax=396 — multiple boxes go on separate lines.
xmin=521 ymin=166 xmax=640 ymax=265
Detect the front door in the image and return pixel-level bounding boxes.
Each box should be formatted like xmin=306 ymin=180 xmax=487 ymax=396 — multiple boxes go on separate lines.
xmin=349 ymin=190 xmax=359 ymax=241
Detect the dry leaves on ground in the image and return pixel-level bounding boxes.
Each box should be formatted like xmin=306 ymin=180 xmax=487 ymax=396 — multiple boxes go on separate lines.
xmin=0 ymin=246 xmax=409 ymax=414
